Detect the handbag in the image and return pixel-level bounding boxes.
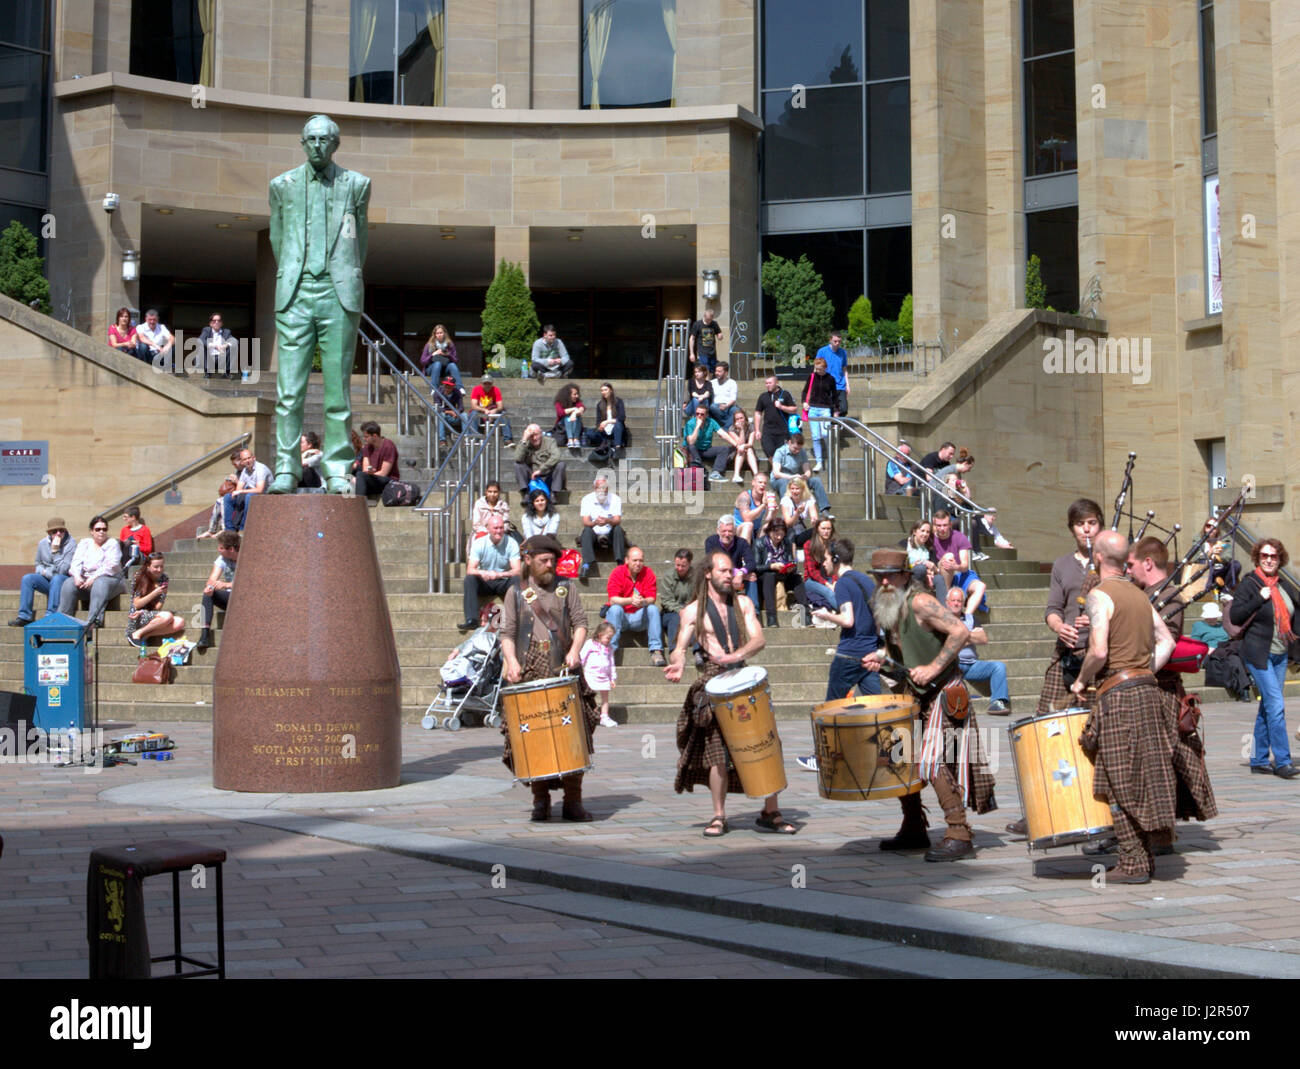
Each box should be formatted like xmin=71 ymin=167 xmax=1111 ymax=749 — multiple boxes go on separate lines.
xmin=555 ymin=548 xmax=581 ymax=578
xmin=1177 ymin=691 xmax=1203 ymax=737
xmin=132 ymin=654 xmax=173 ymax=685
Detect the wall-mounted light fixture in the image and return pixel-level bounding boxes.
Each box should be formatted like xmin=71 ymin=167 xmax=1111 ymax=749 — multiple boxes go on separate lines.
xmin=121 ymin=249 xmax=140 ymax=282
xmin=701 ymin=268 xmax=720 ymax=301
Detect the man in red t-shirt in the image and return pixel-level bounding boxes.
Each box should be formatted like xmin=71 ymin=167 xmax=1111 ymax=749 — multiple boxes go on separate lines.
xmin=468 ymin=374 xmax=515 ymax=443
xmin=355 ymin=421 xmax=400 ymax=498
xmin=605 ymin=545 xmax=665 ymax=665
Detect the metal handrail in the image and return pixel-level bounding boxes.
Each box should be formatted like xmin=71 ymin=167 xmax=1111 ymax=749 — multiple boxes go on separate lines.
xmin=829 ymin=415 xmax=992 ymax=525
xmin=99 ymin=432 xmax=252 ymax=517
xmin=358 ymin=314 xmax=464 ymax=468
xmin=653 ymin=319 xmax=690 ymax=464
xmin=414 ymin=420 xmax=503 ymax=594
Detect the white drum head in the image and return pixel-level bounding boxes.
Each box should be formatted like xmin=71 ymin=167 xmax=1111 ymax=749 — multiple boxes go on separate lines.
xmin=704 ymin=665 xmax=768 ymax=697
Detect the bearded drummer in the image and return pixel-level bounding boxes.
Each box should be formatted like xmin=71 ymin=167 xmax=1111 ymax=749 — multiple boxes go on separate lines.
xmin=1005 ymin=497 xmax=1104 ymax=839
xmin=1069 ymin=531 xmax=1177 ymax=884
xmin=1077 ymin=536 xmax=1217 ymax=858
xmin=500 ymin=534 xmax=599 ymax=823
xmin=664 ymin=550 xmax=796 ymax=837
xmin=859 ymin=548 xmax=997 ymax=861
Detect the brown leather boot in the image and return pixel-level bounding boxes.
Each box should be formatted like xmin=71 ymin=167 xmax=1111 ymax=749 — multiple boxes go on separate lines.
xmin=880 ymin=793 xmax=930 ymax=850
xmin=561 ymin=774 xmax=593 ymax=822
xmin=530 ymin=783 xmax=552 ymax=822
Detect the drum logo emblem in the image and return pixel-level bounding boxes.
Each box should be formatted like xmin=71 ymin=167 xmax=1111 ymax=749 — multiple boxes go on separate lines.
xmin=520 ymin=723 xmax=530 ymax=733
xmin=561 ymin=715 xmax=572 ymax=725
xmin=1052 ymin=758 xmax=1077 ymax=787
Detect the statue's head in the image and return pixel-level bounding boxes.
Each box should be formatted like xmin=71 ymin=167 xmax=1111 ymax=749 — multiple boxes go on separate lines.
xmin=300 ymin=114 xmax=341 ymax=172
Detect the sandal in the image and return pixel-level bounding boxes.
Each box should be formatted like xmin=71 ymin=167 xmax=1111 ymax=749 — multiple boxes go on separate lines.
xmin=703 ymin=816 xmax=728 ymax=838
xmin=755 ymin=810 xmax=797 ymax=835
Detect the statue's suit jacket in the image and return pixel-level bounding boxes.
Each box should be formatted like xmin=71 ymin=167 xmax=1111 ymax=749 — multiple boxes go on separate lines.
xmin=268 ymin=160 xmax=370 ymax=315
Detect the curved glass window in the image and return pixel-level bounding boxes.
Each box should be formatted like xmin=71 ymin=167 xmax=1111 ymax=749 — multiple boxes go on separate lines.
xmin=350 ymin=0 xmax=445 ymax=106
xmin=582 ymin=0 xmax=678 ymax=109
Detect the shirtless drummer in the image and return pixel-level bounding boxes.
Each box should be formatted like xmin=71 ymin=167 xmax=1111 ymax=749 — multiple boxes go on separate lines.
xmin=665 ymin=550 xmax=797 ymax=837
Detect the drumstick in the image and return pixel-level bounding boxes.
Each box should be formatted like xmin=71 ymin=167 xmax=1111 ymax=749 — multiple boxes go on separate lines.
xmin=828 ymin=650 xmax=925 ymax=696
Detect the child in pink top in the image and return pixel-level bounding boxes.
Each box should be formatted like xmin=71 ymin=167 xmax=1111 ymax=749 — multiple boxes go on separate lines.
xmin=580 ymin=620 xmax=618 ymax=728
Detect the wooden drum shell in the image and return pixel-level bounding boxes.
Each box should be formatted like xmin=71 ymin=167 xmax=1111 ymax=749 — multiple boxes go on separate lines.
xmin=501 ymin=676 xmax=592 ymax=783
xmin=810 ymin=695 xmax=923 ymax=801
xmin=706 ymin=668 xmax=788 ymax=799
xmin=1008 ymin=708 xmax=1113 ymax=850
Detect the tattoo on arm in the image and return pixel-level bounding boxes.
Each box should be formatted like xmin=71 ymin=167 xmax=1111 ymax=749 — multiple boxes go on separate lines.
xmin=912 ymin=593 xmax=967 ymax=669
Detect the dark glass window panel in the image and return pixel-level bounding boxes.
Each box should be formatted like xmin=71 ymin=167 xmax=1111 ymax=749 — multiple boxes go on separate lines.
xmin=1200 ymin=3 xmax=1216 ymax=137
xmin=1025 ymin=53 xmax=1076 ymax=175
xmin=866 ymin=225 xmax=911 ymax=321
xmin=0 ymin=0 xmax=49 ymax=51
xmin=351 ymin=0 xmax=397 ymax=104
xmin=762 ymin=0 xmax=862 ymax=89
xmin=1024 ymin=0 xmax=1074 ymax=59
xmin=130 ymin=0 xmax=205 ymax=84
xmin=1026 ymin=206 xmax=1079 ymax=313
xmin=867 ymin=81 xmax=910 ymax=193
xmin=0 ymin=47 xmax=47 ymax=173
xmin=865 ymin=0 xmax=908 ymax=81
xmin=582 ymin=0 xmax=676 ymax=109
xmin=762 ymin=87 xmax=863 ymax=201
xmin=761 ymin=230 xmax=864 ymax=332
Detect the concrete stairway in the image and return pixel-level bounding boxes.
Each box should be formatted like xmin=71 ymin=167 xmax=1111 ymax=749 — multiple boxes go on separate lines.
xmin=3 ymin=373 xmax=1138 ymax=729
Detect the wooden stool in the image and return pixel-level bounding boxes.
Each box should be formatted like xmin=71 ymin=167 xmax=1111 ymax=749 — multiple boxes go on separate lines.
xmin=87 ymin=840 xmax=226 ymax=979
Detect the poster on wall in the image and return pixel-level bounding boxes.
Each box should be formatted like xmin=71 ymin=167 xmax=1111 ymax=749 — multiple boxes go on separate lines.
xmin=0 ymin=442 xmax=47 ymax=485
xmin=1205 ymin=175 xmax=1222 ymax=316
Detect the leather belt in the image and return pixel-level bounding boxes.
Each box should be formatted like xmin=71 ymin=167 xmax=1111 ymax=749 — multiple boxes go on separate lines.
xmin=1095 ymin=667 xmax=1154 ymax=698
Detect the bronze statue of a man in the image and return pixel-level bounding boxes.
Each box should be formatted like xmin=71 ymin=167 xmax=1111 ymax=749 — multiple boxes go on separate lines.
xmin=267 ymin=114 xmax=371 ymax=495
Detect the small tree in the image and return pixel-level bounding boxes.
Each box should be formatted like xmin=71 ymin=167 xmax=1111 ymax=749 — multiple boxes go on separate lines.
xmin=846 ymin=295 xmax=874 ymax=346
xmin=897 ymin=293 xmax=913 ymax=344
xmin=1025 ymin=254 xmax=1048 ymax=310
xmin=0 ymin=220 xmax=50 ymax=314
xmin=760 ymin=252 xmax=834 ymax=363
xmin=481 ymin=259 xmax=540 ymax=375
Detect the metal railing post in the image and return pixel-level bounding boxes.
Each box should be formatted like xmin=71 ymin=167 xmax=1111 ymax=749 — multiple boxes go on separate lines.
xmin=865 ymin=447 xmax=877 ymax=520
xmin=426 ymin=510 xmax=435 ymax=594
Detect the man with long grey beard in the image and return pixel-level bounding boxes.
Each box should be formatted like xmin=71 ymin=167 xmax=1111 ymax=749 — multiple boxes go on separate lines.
xmin=861 ymin=548 xmax=997 ymax=861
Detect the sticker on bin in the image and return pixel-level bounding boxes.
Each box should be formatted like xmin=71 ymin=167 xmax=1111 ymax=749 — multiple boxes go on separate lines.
xmin=38 ymin=654 xmax=69 ymax=669
xmin=47 ymin=686 xmax=61 ymax=707
xmin=38 ymin=668 xmax=70 ymax=684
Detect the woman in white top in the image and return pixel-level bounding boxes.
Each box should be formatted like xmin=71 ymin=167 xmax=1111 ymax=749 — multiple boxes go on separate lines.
xmin=780 ymin=477 xmax=819 ymax=545
xmin=520 ymin=489 xmax=561 ymax=539
xmin=57 ymin=514 xmax=128 ymax=627
xmin=729 ymin=409 xmax=762 ymax=484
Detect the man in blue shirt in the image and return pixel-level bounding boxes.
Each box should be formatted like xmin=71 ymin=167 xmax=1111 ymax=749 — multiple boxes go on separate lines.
xmin=886 ymin=441 xmax=917 ymax=496
xmin=771 ymin=435 xmax=832 ymax=514
xmin=459 ymin=514 xmax=522 ymax=631
xmin=798 ymin=538 xmax=879 ymax=771
xmin=683 ymin=402 xmax=738 ymax=480
xmin=947 ymin=585 xmax=1010 ymax=715
xmin=816 ymin=331 xmax=850 ymax=416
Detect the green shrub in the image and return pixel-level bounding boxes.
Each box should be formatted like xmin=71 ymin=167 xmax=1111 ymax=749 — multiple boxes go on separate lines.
xmin=0 ymin=220 xmax=50 ymax=314
xmin=846 ymin=295 xmax=874 ymax=346
xmin=1025 ymin=254 xmax=1048 ymax=310
xmin=871 ymin=319 xmax=902 ymax=348
xmin=897 ymin=293 xmax=913 ymax=343
xmin=760 ymin=252 xmax=834 ymax=362
xmin=481 ymin=260 xmax=540 ymax=370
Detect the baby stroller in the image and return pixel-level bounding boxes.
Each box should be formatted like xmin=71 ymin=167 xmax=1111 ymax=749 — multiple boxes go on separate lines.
xmin=421 ymin=609 xmax=505 ymax=731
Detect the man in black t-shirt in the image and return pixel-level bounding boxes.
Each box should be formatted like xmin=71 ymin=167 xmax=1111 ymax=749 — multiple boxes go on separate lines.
xmin=688 ymin=308 xmax=723 ymax=374
xmin=921 ymin=442 xmax=955 ymax=472
xmin=753 ymin=374 xmax=798 ymax=461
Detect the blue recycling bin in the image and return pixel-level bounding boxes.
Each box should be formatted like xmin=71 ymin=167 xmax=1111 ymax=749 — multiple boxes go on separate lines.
xmin=23 ymin=613 xmax=92 ymax=735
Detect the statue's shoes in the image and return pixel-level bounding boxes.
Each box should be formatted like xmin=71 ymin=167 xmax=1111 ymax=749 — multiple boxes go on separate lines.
xmin=268 ymin=474 xmax=299 ymax=495
xmin=326 ymin=477 xmax=353 ymax=495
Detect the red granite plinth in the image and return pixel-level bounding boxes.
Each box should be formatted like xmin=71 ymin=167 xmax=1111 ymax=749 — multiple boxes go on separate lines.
xmin=212 ymin=494 xmax=402 ymax=792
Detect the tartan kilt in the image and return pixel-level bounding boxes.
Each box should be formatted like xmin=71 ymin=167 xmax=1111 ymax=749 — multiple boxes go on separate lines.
xmin=1093 ymin=679 xmax=1178 ymax=832
xmin=1037 ymin=646 xmax=1091 ymax=716
xmin=500 ymin=639 xmax=599 ymax=782
xmin=923 ymin=693 xmax=997 ymax=814
xmin=674 ymin=660 xmax=745 ymax=795
xmin=1156 ymin=672 xmax=1219 ymax=822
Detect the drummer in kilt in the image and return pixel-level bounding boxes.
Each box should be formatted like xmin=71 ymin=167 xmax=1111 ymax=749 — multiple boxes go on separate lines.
xmin=664 ymin=550 xmax=796 ymax=836
xmin=1070 ymin=531 xmax=1178 ymax=884
xmin=861 ymin=548 xmax=997 ymax=861
xmin=1076 ymin=537 xmax=1216 ymax=857
xmin=500 ymin=534 xmax=600 ymax=823
xmin=1006 ymin=496 xmax=1104 ymax=838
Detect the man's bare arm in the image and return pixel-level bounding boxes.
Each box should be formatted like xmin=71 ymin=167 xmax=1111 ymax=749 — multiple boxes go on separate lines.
xmin=911 ymin=592 xmax=969 ymax=674
xmin=1074 ymin=589 xmax=1112 ymax=689
xmin=1150 ymin=607 xmax=1174 ymax=673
